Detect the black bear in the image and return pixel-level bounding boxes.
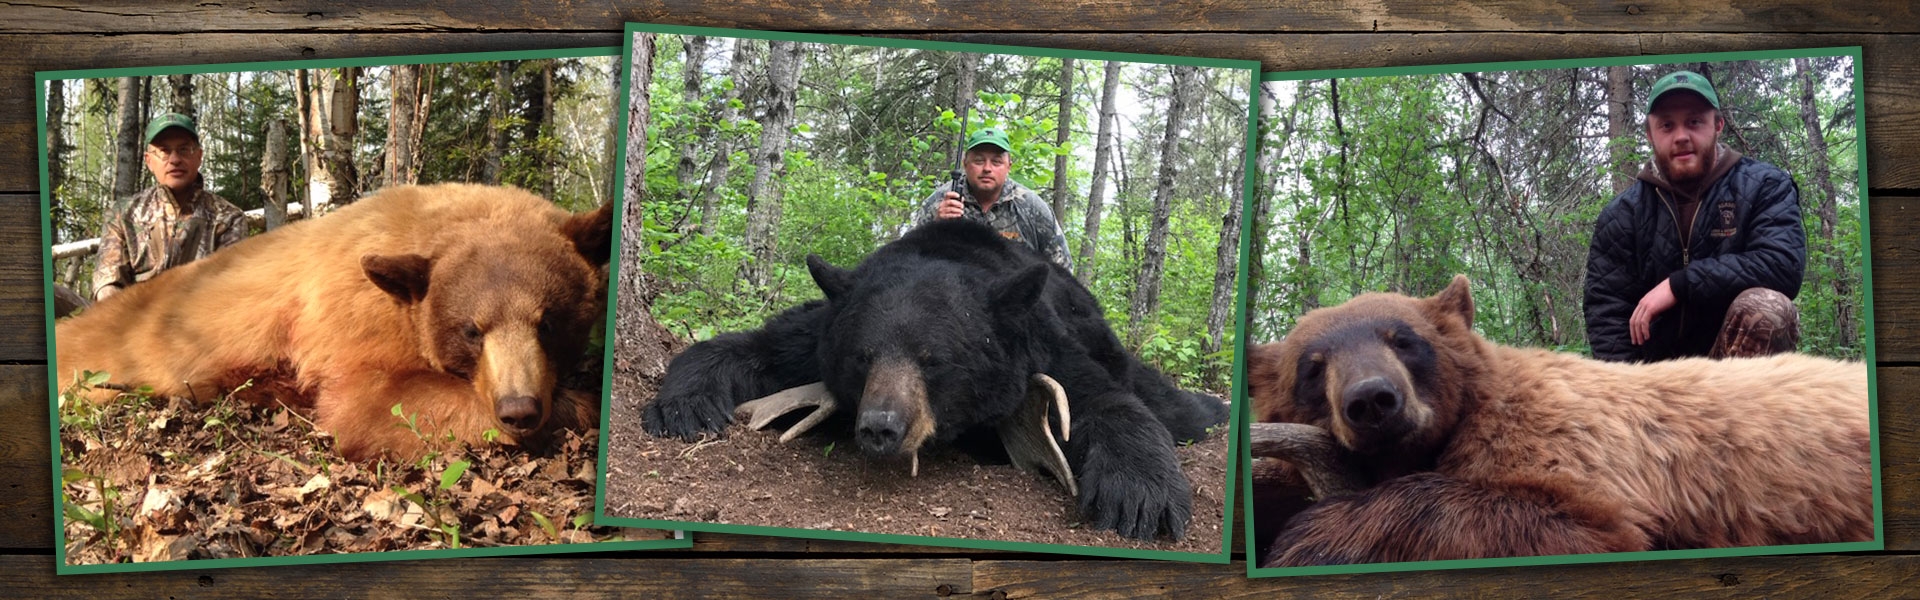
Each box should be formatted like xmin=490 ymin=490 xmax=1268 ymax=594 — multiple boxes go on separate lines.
xmin=643 ymin=218 xmax=1229 ymax=540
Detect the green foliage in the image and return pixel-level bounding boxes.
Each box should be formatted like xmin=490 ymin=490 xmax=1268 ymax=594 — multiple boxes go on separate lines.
xmin=1253 ymin=59 xmax=1863 ymax=360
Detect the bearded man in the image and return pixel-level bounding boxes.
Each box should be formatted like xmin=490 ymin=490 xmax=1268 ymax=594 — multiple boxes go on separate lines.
xmin=1583 ymin=70 xmax=1807 ymax=362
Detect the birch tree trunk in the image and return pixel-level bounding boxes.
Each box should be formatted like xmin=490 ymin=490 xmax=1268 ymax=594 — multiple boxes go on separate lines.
xmin=262 ymin=118 xmax=290 ymax=230
xmin=698 ymin=38 xmax=755 ymax=235
xmin=1127 ymin=64 xmax=1196 ymax=346
xmin=1203 ymin=141 xmax=1244 ymax=387
xmin=741 ymin=40 xmax=801 ymax=290
xmin=167 ymin=74 xmax=196 ymax=120
xmin=112 ymin=76 xmax=144 ymax=203
xmin=1075 ymin=60 xmax=1123 ymax=281
xmin=385 ymin=64 xmax=424 ymax=188
xmin=1051 ymin=58 xmax=1074 ymax=220
xmin=677 ymin=36 xmax=709 ymax=219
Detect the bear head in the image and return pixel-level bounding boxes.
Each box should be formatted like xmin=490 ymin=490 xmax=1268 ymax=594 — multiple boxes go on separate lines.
xmin=1249 ymin=274 xmax=1486 ymax=477
xmin=360 ymin=200 xmax=613 ymax=443
xmin=804 ymin=253 xmax=1054 ymax=463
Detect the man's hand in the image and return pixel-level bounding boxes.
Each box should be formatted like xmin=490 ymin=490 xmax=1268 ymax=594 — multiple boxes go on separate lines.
xmin=934 ymin=191 xmax=966 ymax=220
xmin=1630 ymin=278 xmax=1677 ymax=345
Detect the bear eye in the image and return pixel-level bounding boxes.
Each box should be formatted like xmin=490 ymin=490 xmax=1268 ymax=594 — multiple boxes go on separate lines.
xmin=463 ymin=322 xmax=484 ymax=343
xmin=1299 ymin=353 xmax=1325 ymax=380
xmin=538 ymin=311 xmax=560 ymax=335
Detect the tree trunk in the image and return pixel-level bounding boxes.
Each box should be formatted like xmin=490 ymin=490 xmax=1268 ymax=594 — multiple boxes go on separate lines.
xmin=484 ymin=61 xmax=512 ymax=185
xmin=697 ymin=39 xmax=755 ymax=235
xmin=1796 ymin=57 xmax=1852 ymax=351
xmin=385 ymin=64 xmax=424 ymax=188
xmin=167 ymin=74 xmax=196 ymax=120
xmin=1606 ymin=65 xmax=1635 ymax=194
xmin=620 ymin=32 xmax=659 ymax=322
xmin=677 ymin=36 xmax=710 ymax=218
xmin=262 ymin=118 xmax=291 ymax=230
xmin=1075 ymin=60 xmax=1123 ymax=281
xmin=1127 ymin=65 xmax=1196 ymax=346
xmin=538 ymin=60 xmax=556 ymax=198
xmin=741 ymin=40 xmax=802 ymax=290
xmin=112 ymin=76 xmax=145 ymax=203
xmin=46 ymin=79 xmax=69 ymax=232
xmin=1051 ymin=58 xmax=1074 ymax=220
xmin=323 ymin=68 xmax=361 ymax=207
xmin=954 ymin=52 xmax=979 ymax=152
xmin=1202 ymin=142 xmax=1245 ymax=388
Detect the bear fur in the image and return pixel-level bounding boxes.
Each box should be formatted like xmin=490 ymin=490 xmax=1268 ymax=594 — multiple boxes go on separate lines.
xmin=1250 ymin=275 xmax=1872 ymax=566
xmin=642 ymin=218 xmax=1230 ymax=540
xmin=57 ymin=184 xmax=613 ymax=462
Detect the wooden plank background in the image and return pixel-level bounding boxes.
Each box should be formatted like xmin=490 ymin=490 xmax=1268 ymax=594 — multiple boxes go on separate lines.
xmin=1 ymin=2 xmax=1915 ymax=596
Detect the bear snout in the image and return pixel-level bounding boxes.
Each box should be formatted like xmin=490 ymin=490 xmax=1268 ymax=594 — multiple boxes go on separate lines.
xmin=857 ymin=409 xmax=908 ymax=455
xmin=497 ymin=395 xmax=544 ymax=434
xmin=1341 ymin=376 xmax=1405 ymax=431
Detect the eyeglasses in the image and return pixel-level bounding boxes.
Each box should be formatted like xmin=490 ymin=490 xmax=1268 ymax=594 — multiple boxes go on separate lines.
xmin=146 ymin=145 xmax=202 ymax=160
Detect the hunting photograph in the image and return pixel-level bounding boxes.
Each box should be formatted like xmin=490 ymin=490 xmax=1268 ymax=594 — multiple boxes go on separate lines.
xmin=41 ymin=51 xmax=678 ymax=571
xmin=1242 ymin=51 xmax=1876 ymax=573
xmin=600 ymin=27 xmax=1257 ymax=557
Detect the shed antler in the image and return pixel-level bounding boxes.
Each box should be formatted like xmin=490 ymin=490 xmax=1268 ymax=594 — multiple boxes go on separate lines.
xmin=1250 ymin=422 xmax=1366 ymax=499
xmin=733 ymin=382 xmax=836 ymax=443
xmin=999 ymin=373 xmax=1076 ymax=496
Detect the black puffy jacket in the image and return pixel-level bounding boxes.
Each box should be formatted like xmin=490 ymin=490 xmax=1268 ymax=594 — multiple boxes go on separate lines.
xmin=1582 ymin=156 xmax=1806 ymax=362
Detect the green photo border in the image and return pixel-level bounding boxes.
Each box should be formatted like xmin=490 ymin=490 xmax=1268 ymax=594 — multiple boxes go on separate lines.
xmin=37 ymin=46 xmax=693 ymax=576
xmin=1242 ymin=46 xmax=1881 ymax=577
xmin=593 ymin=22 xmax=1264 ymax=564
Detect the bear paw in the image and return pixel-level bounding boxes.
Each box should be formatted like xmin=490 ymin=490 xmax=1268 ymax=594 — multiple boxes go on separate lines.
xmin=642 ymin=389 xmax=738 ymax=440
xmin=1076 ymin=448 xmax=1193 ymax=541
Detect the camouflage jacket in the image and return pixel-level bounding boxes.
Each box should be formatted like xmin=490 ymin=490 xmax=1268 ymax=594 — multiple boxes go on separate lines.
xmin=91 ymin=179 xmax=250 ymax=299
xmin=913 ymin=179 xmax=1075 ymax=271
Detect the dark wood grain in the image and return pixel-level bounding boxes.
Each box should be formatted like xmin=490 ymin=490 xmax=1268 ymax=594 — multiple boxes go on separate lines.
xmin=0 ymin=366 xmax=53 ymax=551
xmin=0 ymin=1 xmax=1915 ymax=34
xmin=0 ymin=2 xmax=1914 ymax=596
xmin=0 ymin=555 xmax=973 ymax=597
xmin=975 ymin=554 xmax=1920 ymax=598
xmin=0 ymin=196 xmax=42 ymax=361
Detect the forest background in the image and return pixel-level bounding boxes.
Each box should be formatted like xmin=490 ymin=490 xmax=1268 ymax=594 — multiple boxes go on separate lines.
xmin=1247 ymin=56 xmax=1865 ymax=360
xmin=625 ymin=33 xmax=1257 ymax=391
xmin=42 ymin=54 xmax=622 ymax=290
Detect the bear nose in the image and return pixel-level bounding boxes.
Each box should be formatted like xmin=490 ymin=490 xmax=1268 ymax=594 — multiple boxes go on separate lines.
xmin=497 ymin=395 xmax=541 ymax=434
xmin=1341 ymin=376 xmax=1403 ymax=429
xmin=856 ymin=409 xmax=906 ymax=455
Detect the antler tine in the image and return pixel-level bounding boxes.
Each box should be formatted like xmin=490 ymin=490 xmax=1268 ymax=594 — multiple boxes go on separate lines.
xmin=734 ymin=382 xmax=837 ymax=443
xmin=1250 ymin=422 xmax=1366 ymax=500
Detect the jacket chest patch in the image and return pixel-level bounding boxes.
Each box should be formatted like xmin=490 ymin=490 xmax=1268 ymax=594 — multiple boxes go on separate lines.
xmin=1708 ymin=201 xmax=1738 ymax=239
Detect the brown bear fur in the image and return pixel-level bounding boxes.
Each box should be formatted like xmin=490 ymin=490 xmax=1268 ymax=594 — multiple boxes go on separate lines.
xmin=1251 ymin=275 xmax=1873 ymax=566
xmin=56 ymin=184 xmax=612 ymax=462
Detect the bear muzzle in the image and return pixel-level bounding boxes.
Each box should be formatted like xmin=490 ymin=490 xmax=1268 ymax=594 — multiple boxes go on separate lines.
xmin=497 ymin=394 xmax=543 ymax=435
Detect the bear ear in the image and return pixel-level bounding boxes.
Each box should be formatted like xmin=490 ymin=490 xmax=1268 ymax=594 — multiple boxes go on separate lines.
xmin=363 ymin=254 xmax=434 ymax=305
xmin=989 ymin=264 xmax=1050 ymax=312
xmin=562 ymin=202 xmax=615 ymax=266
xmin=1428 ymin=273 xmax=1475 ymax=328
xmin=806 ymin=254 xmax=852 ymax=301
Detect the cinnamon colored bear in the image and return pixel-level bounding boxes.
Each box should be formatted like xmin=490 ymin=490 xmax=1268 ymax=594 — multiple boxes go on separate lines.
xmin=57 ymin=184 xmax=611 ymax=461
xmin=1250 ymin=275 xmax=1872 ymax=566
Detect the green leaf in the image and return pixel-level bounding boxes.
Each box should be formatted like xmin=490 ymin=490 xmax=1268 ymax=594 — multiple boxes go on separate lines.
xmin=439 ymin=460 xmax=471 ymax=490
xmin=82 ymin=370 xmax=109 ymax=387
xmin=60 ymin=467 xmax=92 ymax=485
xmin=529 ymin=510 xmax=558 ymax=538
xmin=572 ymin=513 xmax=592 ymax=529
xmin=390 ymin=403 xmax=405 ymax=417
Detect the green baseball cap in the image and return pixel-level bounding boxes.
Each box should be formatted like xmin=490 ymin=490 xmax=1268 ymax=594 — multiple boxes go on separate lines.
xmin=1645 ymin=70 xmax=1720 ymax=114
xmin=964 ymin=128 xmax=1012 ymax=153
xmin=143 ymin=112 xmax=199 ymax=145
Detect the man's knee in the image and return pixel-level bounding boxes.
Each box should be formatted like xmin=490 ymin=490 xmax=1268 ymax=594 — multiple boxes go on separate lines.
xmin=1712 ymin=287 xmax=1799 ymax=359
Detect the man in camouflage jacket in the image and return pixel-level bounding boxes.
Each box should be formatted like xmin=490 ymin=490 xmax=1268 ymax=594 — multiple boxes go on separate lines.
xmin=1583 ymin=71 xmax=1806 ymax=363
xmin=914 ymin=127 xmax=1075 ymax=272
xmin=90 ymin=113 xmax=249 ymax=302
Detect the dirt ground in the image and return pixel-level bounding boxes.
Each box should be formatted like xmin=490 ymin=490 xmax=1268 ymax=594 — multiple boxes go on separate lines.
xmin=56 ymin=385 xmax=665 ymax=566
xmin=603 ymin=360 xmax=1231 ymax=554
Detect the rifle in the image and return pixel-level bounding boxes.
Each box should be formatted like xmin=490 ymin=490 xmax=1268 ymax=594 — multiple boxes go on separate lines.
xmin=950 ymin=102 xmax=971 ymax=206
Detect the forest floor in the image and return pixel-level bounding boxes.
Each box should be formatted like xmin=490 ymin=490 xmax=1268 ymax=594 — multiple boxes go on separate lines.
xmin=55 ymin=382 xmax=665 ymax=566
xmin=603 ymin=358 xmax=1232 ymax=555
